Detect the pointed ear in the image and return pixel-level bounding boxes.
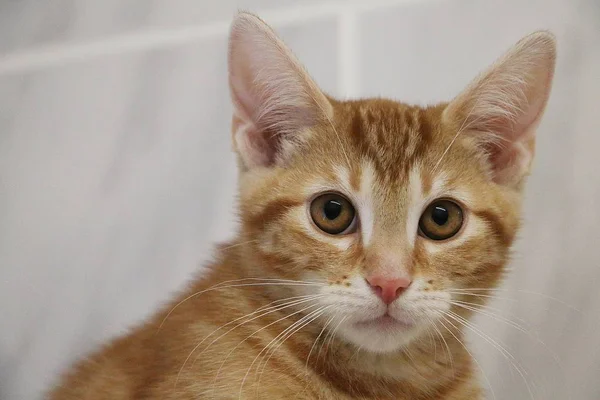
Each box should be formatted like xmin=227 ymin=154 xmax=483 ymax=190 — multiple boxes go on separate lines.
xmin=228 ymin=12 xmax=333 ymax=169
xmin=443 ymin=31 xmax=556 ymax=187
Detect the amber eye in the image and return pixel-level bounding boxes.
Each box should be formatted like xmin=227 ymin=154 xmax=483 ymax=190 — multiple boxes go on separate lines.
xmin=418 ymin=199 xmax=464 ymax=241
xmin=310 ymin=193 xmax=356 ymax=235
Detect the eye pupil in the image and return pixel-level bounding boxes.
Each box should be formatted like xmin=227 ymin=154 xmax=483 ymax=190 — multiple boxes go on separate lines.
xmin=418 ymin=199 xmax=463 ymax=241
xmin=431 ymin=206 xmax=449 ymax=225
xmin=323 ymin=200 xmax=342 ymax=220
xmin=310 ymin=193 xmax=356 ymax=235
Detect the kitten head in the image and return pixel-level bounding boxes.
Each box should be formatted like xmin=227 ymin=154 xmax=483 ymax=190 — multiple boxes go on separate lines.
xmin=228 ymin=13 xmax=555 ymax=353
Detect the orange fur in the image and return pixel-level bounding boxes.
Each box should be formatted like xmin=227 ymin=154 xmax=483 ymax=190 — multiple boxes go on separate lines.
xmin=49 ymin=13 xmax=556 ymax=400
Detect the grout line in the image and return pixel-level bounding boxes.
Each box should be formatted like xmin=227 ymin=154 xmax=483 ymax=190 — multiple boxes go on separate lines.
xmin=0 ymin=0 xmax=429 ymax=76
xmin=0 ymin=22 xmax=230 ymax=76
xmin=337 ymin=10 xmax=360 ymax=98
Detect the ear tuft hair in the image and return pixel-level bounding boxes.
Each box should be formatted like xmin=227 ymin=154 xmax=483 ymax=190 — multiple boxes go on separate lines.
xmin=443 ymin=31 xmax=556 ymax=187
xmin=228 ymin=12 xmax=332 ymax=169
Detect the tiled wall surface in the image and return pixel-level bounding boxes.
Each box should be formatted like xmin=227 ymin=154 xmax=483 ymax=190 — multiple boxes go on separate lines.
xmin=1 ymin=0 xmax=599 ymax=398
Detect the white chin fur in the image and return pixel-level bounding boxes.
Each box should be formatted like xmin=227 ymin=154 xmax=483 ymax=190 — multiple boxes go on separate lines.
xmin=315 ymin=277 xmax=453 ymax=354
xmin=337 ymin=320 xmax=423 ymax=353
xmin=340 ymin=325 xmax=416 ymax=353
xmin=328 ymin=297 xmax=451 ymax=353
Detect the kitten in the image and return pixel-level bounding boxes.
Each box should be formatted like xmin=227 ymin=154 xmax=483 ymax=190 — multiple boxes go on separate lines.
xmin=49 ymin=12 xmax=556 ymax=400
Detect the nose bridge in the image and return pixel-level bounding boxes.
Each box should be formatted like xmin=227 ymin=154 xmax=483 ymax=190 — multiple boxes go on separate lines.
xmin=363 ymin=184 xmax=412 ymax=275
xmin=365 ymin=241 xmax=412 ymax=276
xmin=364 ymin=230 xmax=412 ymax=277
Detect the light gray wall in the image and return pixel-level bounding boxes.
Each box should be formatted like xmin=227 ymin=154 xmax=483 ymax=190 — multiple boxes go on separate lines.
xmin=1 ymin=0 xmax=599 ymax=398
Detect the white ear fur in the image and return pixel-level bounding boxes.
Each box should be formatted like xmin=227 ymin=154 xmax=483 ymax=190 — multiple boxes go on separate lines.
xmin=228 ymin=12 xmax=332 ymax=169
xmin=443 ymin=31 xmax=556 ymax=187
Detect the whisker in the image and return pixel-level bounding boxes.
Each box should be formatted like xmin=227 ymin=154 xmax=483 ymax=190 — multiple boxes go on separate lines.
xmin=437 ymin=316 xmax=497 ymax=400
xmin=158 ymin=278 xmax=326 ymax=331
xmin=426 ymin=316 xmax=454 ymax=372
xmin=445 ymin=310 xmax=535 ymax=400
xmin=449 ymin=299 xmax=529 ymax=324
xmin=257 ymin=306 xmax=326 ymax=378
xmin=252 ymin=306 xmax=330 ymax=397
xmin=306 ymin=314 xmax=335 ymax=372
xmin=209 ymin=302 xmax=322 ymax=397
xmin=349 ymin=344 xmax=363 ymax=363
xmin=447 ymin=310 xmax=518 ymax=363
xmin=322 ymin=315 xmax=347 ymax=359
xmin=174 ymin=294 xmax=325 ymax=386
xmin=448 ymin=300 xmax=532 ymax=335
xmin=315 ymin=312 xmax=340 ymax=364
xmin=219 ymin=239 xmax=260 ymax=251
xmin=432 ymin=97 xmax=481 ymax=174
xmin=448 ymin=288 xmax=581 ymax=313
xmin=422 ymin=321 xmax=437 ymax=361
xmin=403 ymin=345 xmax=418 ymax=370
xmin=254 ymin=294 xmax=323 ymax=312
xmin=448 ymin=300 xmax=567 ymax=395
xmin=445 ymin=291 xmax=519 ymax=303
xmin=293 ymin=312 xmax=339 ymax=400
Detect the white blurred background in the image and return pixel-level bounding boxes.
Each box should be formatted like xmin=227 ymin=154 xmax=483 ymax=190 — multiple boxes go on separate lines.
xmin=1 ymin=0 xmax=599 ymax=398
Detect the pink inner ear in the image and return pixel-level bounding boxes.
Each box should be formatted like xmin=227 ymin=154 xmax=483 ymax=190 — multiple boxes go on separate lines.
xmin=470 ymin=95 xmax=545 ymax=185
xmin=446 ymin=33 xmax=556 ymax=186
xmin=232 ymin=115 xmax=275 ymax=168
xmin=486 ymin=139 xmax=533 ymax=184
xmin=484 ymin=71 xmax=552 ymax=184
xmin=229 ymin=76 xmax=257 ymax=122
xmin=227 ymin=13 xmax=332 ymax=169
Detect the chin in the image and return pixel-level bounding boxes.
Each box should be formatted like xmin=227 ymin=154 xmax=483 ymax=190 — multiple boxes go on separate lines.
xmin=338 ymin=315 xmax=426 ymax=354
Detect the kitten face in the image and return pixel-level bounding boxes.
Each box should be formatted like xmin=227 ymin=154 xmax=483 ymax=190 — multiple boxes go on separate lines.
xmin=229 ymin=14 xmax=555 ymax=353
xmin=239 ymin=101 xmax=519 ymax=353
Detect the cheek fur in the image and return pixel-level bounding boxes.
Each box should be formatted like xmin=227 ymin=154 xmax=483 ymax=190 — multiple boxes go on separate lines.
xmin=390 ymin=278 xmax=453 ymax=320
xmin=254 ymin=204 xmax=363 ymax=277
xmin=406 ymin=165 xmax=425 ymax=247
xmin=415 ymin=218 xmax=508 ymax=290
xmin=242 ymin=153 xmax=515 ymax=347
xmin=356 ymin=160 xmax=376 ymax=247
xmin=421 ymin=212 xmax=484 ymax=256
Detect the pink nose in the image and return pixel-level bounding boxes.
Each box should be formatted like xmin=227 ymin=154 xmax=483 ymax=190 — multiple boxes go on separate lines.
xmin=366 ymin=275 xmax=412 ymax=304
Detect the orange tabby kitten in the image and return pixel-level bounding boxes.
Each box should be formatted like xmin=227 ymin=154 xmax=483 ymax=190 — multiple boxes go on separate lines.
xmin=49 ymin=12 xmax=556 ymax=400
